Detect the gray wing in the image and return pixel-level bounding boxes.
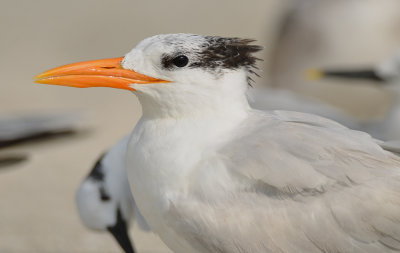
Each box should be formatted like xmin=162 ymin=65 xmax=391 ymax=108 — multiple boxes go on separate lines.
xmin=224 ymin=110 xmax=398 ymax=193
xmin=169 ymin=110 xmax=400 ymax=253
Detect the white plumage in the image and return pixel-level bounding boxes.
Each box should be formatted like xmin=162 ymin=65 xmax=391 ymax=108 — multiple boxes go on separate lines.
xmin=122 ymin=34 xmax=400 ymax=253
xmin=76 ymin=136 xmax=149 ymax=253
xmin=36 ymin=33 xmax=400 ymax=253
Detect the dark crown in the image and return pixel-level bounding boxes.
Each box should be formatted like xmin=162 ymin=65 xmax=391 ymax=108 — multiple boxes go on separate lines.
xmin=190 ymin=36 xmax=263 ymax=85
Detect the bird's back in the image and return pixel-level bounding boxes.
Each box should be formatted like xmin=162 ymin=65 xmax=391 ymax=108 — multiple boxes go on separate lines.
xmin=166 ymin=110 xmax=400 ymax=253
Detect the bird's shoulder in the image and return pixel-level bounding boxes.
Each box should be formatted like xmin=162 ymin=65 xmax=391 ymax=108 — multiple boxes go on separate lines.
xmin=216 ymin=110 xmax=400 ymax=194
xmin=165 ymin=110 xmax=400 ymax=253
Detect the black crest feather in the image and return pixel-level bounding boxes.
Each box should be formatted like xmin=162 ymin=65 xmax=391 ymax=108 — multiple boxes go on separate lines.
xmin=190 ymin=36 xmax=263 ymax=85
xmin=160 ymin=35 xmax=263 ymax=86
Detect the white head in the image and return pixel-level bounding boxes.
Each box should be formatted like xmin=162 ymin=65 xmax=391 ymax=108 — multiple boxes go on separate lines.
xmin=35 ymin=34 xmax=262 ymax=118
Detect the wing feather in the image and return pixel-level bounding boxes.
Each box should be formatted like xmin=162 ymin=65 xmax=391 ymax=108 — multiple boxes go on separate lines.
xmin=168 ymin=110 xmax=400 ymax=252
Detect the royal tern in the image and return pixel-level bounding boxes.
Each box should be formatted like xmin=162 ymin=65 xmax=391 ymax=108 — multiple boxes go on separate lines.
xmin=308 ymin=49 xmax=400 ymax=140
xmin=76 ymin=135 xmax=149 ymax=253
xmin=36 ymin=34 xmax=400 ymax=253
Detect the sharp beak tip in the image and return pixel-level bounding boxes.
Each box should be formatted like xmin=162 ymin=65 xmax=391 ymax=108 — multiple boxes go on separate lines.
xmin=34 ymin=70 xmax=53 ymax=83
xmin=34 ymin=74 xmax=42 ymax=80
xmin=33 ymin=77 xmax=43 ymax=83
xmin=33 ymin=76 xmax=51 ymax=85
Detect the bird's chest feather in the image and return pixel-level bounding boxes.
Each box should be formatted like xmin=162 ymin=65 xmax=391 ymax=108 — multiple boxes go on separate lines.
xmin=126 ymin=117 xmax=240 ymax=230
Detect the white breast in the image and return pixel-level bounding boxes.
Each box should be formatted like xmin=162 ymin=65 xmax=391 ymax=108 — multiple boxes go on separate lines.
xmin=126 ymin=112 xmax=247 ymax=252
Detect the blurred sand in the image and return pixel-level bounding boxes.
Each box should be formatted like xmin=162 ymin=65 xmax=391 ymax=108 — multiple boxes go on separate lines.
xmin=0 ymin=0 xmax=290 ymax=252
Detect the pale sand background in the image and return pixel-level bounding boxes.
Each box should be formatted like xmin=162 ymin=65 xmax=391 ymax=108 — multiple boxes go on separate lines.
xmin=1 ymin=0 xmax=400 ymax=252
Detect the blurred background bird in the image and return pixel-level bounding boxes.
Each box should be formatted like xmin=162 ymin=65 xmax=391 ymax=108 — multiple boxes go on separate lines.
xmin=307 ymin=49 xmax=400 ymax=141
xmin=76 ymin=135 xmax=150 ymax=253
xmin=0 ymin=112 xmax=81 ymax=169
xmin=2 ymin=0 xmax=400 ymax=252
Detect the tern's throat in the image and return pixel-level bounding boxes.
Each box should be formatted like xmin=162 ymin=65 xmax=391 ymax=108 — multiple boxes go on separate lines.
xmin=133 ymin=71 xmax=251 ymax=119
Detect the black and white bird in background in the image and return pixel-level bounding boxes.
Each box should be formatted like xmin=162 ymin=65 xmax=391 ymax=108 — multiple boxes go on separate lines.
xmin=76 ymin=136 xmax=149 ymax=253
xmin=0 ymin=113 xmax=80 ymax=169
xmin=307 ymin=49 xmax=400 ymax=141
xmin=36 ymin=34 xmax=400 ymax=253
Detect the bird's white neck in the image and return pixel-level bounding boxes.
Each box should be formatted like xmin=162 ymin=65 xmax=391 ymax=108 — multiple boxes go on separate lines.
xmin=133 ymin=70 xmax=251 ymax=120
xmin=126 ymin=71 xmax=252 ymax=237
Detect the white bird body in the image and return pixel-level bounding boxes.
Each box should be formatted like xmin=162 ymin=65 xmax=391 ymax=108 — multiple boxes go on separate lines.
xmin=73 ymin=86 xmax=359 ymax=252
xmin=121 ymin=34 xmax=400 ymax=253
xmin=127 ymin=108 xmax=400 ymax=252
xmin=76 ymin=136 xmax=133 ymax=230
xmin=127 ymin=83 xmax=249 ymax=252
xmin=76 ymin=136 xmax=148 ymax=253
xmin=36 ymin=34 xmax=400 ymax=253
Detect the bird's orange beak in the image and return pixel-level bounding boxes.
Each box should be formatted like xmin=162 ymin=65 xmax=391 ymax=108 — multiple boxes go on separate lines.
xmin=34 ymin=57 xmax=170 ymax=91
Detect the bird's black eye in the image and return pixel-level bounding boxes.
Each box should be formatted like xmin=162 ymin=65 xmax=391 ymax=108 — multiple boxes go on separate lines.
xmin=172 ymin=55 xmax=189 ymax=67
